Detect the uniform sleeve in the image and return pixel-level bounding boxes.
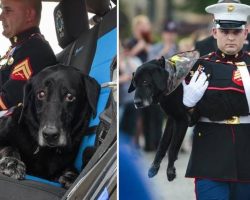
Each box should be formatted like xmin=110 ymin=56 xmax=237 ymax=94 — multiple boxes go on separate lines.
xmin=0 ymin=39 xmax=56 ymax=110
xmin=0 ymin=58 xmax=33 ymax=110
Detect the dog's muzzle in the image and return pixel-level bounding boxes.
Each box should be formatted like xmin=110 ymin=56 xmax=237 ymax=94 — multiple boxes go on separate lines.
xmin=134 ymin=97 xmax=152 ymax=109
xmin=39 ymin=125 xmax=66 ymax=147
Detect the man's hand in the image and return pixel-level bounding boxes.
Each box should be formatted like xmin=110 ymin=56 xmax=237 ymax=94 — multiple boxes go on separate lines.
xmin=182 ymin=71 xmax=209 ymax=108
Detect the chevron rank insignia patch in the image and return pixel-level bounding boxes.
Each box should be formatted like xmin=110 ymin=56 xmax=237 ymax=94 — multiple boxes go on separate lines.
xmin=10 ymin=58 xmax=33 ymax=81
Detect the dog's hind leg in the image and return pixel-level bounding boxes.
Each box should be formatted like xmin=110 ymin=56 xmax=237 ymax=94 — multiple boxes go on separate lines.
xmin=0 ymin=146 xmax=26 ymax=180
xmin=166 ymin=120 xmax=188 ymax=181
xmin=148 ymin=116 xmax=174 ymax=178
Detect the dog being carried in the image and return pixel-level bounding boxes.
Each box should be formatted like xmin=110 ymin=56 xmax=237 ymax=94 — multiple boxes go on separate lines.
xmin=128 ymin=51 xmax=199 ymax=181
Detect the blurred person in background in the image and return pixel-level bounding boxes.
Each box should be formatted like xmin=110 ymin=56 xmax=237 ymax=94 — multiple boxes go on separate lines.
xmin=119 ymin=42 xmax=142 ymax=145
xmin=148 ymin=21 xmax=179 ymax=60
xmin=124 ymin=15 xmax=153 ymax=63
xmin=178 ymin=37 xmax=195 ymax=52
xmin=140 ymin=21 xmax=179 ymax=152
xmin=195 ymin=0 xmax=250 ymax=56
xmin=123 ymin=15 xmax=164 ymax=151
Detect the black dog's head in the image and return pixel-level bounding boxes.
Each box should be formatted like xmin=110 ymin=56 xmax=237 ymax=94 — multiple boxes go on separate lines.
xmin=20 ymin=64 xmax=100 ymax=148
xmin=128 ymin=51 xmax=199 ymax=108
xmin=128 ymin=58 xmax=169 ymax=108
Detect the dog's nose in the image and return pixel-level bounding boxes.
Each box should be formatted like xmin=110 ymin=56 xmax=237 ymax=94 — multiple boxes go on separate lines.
xmin=42 ymin=126 xmax=59 ymax=141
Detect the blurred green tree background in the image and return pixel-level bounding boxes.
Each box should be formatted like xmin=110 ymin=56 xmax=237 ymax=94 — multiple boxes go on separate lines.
xmin=178 ymin=0 xmax=249 ymax=13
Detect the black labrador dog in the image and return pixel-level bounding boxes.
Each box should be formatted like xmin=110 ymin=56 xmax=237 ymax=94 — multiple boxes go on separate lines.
xmin=128 ymin=52 xmax=199 ymax=181
xmin=0 ymin=64 xmax=100 ymax=188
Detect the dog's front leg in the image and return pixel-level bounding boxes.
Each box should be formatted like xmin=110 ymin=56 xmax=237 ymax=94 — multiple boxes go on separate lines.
xmin=0 ymin=146 xmax=26 ymax=179
xmin=58 ymin=167 xmax=79 ymax=189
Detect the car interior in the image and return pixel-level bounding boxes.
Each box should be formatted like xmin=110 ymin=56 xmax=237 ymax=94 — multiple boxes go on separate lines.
xmin=0 ymin=0 xmax=117 ymax=199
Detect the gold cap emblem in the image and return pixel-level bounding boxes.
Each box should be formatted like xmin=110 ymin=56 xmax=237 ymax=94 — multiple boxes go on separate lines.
xmin=227 ymin=5 xmax=235 ymax=12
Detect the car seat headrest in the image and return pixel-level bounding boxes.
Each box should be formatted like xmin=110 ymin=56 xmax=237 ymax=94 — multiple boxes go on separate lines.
xmin=85 ymin=0 xmax=111 ymax=16
xmin=54 ymin=0 xmax=89 ymax=48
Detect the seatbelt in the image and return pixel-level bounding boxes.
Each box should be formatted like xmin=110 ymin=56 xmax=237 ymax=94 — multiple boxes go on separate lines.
xmin=236 ymin=62 xmax=250 ymax=112
xmin=96 ymin=56 xmax=117 ymax=147
xmin=66 ymin=41 xmax=76 ymax=66
xmin=61 ymin=56 xmax=117 ymax=200
xmin=62 ymin=109 xmax=116 ymax=200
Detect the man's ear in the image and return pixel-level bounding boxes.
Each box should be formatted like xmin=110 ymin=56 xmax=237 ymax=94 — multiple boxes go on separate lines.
xmin=244 ymin=28 xmax=248 ymax=39
xmin=25 ymin=7 xmax=36 ymax=24
xmin=212 ymin=28 xmax=218 ymax=40
xmin=157 ymin=56 xmax=166 ymax=68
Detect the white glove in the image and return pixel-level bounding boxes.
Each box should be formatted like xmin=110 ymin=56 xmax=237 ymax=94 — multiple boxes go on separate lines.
xmin=182 ymin=71 xmax=209 ymax=107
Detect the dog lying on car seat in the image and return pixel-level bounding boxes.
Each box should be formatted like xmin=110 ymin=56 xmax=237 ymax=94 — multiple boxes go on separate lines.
xmin=128 ymin=51 xmax=200 ymax=181
xmin=0 ymin=64 xmax=100 ymax=189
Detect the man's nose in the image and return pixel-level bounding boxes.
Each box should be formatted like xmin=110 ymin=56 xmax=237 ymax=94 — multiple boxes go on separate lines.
xmin=228 ymin=33 xmax=235 ymax=40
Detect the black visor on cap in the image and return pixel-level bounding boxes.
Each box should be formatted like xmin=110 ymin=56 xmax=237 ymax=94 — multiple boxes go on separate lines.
xmin=215 ymin=20 xmax=246 ymax=29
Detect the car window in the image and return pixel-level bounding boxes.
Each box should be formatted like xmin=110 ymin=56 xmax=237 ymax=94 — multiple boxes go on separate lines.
xmin=0 ymin=2 xmax=61 ymax=55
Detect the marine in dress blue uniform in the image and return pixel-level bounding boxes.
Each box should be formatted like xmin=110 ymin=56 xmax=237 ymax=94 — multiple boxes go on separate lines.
xmin=183 ymin=2 xmax=250 ymax=200
xmin=0 ymin=0 xmax=57 ymax=111
xmin=0 ymin=27 xmax=57 ymax=110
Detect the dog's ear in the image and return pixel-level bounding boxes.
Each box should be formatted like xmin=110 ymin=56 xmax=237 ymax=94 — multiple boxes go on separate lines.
xmin=83 ymin=75 xmax=100 ymax=118
xmin=152 ymin=68 xmax=168 ymax=91
xmin=18 ymin=80 xmax=33 ymax=123
xmin=146 ymin=57 xmax=165 ymax=68
xmin=158 ymin=56 xmax=166 ymax=68
xmin=128 ymin=72 xmax=135 ymax=93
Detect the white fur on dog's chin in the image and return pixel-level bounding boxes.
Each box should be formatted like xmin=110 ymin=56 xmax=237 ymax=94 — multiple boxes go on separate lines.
xmin=134 ymin=98 xmax=152 ymax=109
xmin=58 ymin=130 xmax=67 ymax=146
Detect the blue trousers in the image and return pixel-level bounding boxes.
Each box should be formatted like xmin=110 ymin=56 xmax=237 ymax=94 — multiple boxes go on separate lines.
xmin=195 ymin=179 xmax=250 ymax=200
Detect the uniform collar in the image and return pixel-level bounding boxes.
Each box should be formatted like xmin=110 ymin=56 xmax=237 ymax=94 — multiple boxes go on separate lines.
xmin=215 ymin=49 xmax=244 ymax=62
xmin=10 ymin=27 xmax=41 ymax=46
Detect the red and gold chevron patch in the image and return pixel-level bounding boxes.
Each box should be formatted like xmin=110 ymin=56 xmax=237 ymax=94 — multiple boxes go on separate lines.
xmin=232 ymin=69 xmax=243 ymax=86
xmin=10 ymin=58 xmax=33 ymax=81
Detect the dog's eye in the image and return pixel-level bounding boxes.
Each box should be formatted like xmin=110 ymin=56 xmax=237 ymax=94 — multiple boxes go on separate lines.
xmin=65 ymin=93 xmax=76 ymax=102
xmin=143 ymin=80 xmax=148 ymax=85
xmin=37 ymin=91 xmax=46 ymax=100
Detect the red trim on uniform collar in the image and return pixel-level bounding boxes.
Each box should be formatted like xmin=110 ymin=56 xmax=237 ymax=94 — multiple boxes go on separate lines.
xmin=215 ymin=49 xmax=244 ymax=62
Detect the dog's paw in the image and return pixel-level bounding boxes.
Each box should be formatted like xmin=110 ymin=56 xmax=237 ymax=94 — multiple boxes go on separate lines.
xmin=58 ymin=170 xmax=78 ymax=189
xmin=0 ymin=156 xmax=26 ymax=179
xmin=148 ymin=164 xmax=160 ymax=178
xmin=167 ymin=166 xmax=176 ymax=181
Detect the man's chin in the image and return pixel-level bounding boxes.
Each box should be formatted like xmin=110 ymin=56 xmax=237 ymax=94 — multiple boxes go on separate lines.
xmin=224 ymin=49 xmax=239 ymax=55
